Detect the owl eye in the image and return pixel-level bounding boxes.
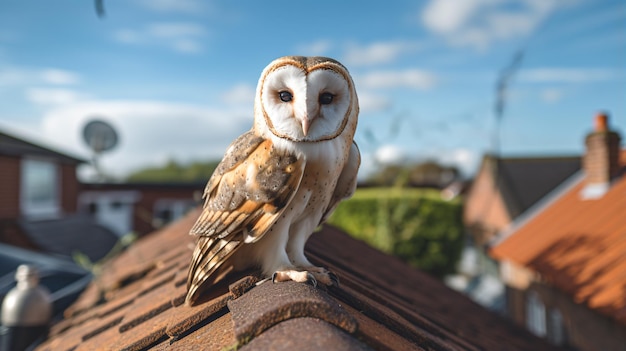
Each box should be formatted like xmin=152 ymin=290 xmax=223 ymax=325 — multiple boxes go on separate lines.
xmin=319 ymin=92 xmax=334 ymax=105
xmin=278 ymin=91 xmax=293 ymax=102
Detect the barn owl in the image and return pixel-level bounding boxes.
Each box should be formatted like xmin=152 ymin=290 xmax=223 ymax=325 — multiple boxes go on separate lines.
xmin=186 ymin=56 xmax=360 ymax=305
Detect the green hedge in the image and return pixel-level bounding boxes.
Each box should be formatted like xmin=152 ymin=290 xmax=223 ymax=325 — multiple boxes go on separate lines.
xmin=326 ymin=188 xmax=463 ymax=278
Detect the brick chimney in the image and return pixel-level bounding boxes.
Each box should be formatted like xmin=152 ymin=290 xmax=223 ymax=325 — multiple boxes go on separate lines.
xmin=581 ymin=112 xmax=621 ymax=199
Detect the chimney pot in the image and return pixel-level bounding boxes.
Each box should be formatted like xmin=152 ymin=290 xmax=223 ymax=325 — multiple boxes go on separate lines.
xmin=594 ymin=112 xmax=609 ymax=132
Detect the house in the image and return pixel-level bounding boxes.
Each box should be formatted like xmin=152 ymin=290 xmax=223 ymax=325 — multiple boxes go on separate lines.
xmin=490 ymin=113 xmax=626 ymax=350
xmin=0 ymin=129 xmax=118 ymax=262
xmin=456 ymin=145 xmax=580 ymax=313
xmin=34 ymin=208 xmax=561 ymax=351
xmin=464 ymin=154 xmax=580 ymax=246
xmin=79 ymin=181 xmax=202 ymax=237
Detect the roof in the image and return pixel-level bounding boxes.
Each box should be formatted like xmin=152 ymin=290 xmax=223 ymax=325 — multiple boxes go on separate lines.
xmin=484 ymin=155 xmax=581 ymax=218
xmin=18 ymin=215 xmax=120 ymax=263
xmin=0 ymin=130 xmax=85 ymax=164
xmin=36 ymin=208 xmax=559 ymax=351
xmin=491 ymin=150 xmax=626 ymax=325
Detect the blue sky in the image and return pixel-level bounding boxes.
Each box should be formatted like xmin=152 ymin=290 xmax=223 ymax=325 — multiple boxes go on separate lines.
xmin=0 ymin=0 xmax=624 ymax=179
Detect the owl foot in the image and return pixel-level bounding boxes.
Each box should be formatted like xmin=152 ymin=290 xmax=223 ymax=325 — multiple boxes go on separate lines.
xmin=272 ymin=268 xmax=339 ymax=288
xmin=272 ymin=270 xmax=317 ymax=287
xmin=301 ymin=266 xmax=340 ymax=287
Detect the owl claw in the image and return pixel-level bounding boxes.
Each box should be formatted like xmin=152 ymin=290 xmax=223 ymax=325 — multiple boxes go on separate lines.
xmin=329 ymin=272 xmax=340 ymax=287
xmin=305 ymin=272 xmax=317 ymax=288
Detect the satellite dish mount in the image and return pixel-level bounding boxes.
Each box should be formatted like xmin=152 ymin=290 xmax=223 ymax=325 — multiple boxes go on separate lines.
xmin=82 ymin=119 xmax=118 ymax=181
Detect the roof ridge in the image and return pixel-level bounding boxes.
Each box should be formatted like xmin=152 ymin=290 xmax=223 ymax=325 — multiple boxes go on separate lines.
xmin=228 ymin=280 xmax=358 ymax=347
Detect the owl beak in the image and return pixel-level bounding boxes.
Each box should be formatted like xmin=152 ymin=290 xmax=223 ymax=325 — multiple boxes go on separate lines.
xmin=301 ymin=118 xmax=312 ymax=136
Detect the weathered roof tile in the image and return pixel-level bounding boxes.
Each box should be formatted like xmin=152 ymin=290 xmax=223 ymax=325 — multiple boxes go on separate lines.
xmin=241 ymin=317 xmax=372 ymax=351
xmin=228 ymin=280 xmax=357 ymax=344
xmin=36 ymin=207 xmax=560 ymax=351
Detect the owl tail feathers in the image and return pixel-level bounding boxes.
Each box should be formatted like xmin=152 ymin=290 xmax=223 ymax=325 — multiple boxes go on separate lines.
xmin=185 ymin=236 xmax=242 ymax=306
xmin=185 ymin=264 xmax=234 ymax=306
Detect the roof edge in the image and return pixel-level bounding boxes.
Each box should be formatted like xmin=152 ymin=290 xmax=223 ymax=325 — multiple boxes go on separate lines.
xmin=0 ymin=129 xmax=87 ymax=164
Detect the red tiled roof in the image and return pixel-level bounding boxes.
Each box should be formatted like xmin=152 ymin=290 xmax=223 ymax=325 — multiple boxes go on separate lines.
xmin=492 ymin=150 xmax=626 ymax=325
xmin=37 ymin=208 xmax=559 ymax=351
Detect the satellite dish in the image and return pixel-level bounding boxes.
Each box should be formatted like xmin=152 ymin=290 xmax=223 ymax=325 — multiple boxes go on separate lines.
xmin=82 ymin=119 xmax=119 ymax=181
xmin=83 ymin=119 xmax=118 ymax=154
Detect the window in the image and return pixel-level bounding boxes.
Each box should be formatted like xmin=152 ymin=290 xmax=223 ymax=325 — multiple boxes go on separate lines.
xmin=526 ymin=291 xmax=546 ymax=337
xmin=20 ymin=158 xmax=60 ymax=218
xmin=548 ymin=308 xmax=566 ymax=345
xmin=153 ymin=199 xmax=195 ymax=227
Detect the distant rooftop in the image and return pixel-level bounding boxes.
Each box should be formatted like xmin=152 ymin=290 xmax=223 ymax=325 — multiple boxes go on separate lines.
xmin=492 ymin=150 xmax=626 ymax=325
xmin=0 ymin=129 xmax=85 ymax=164
xmin=483 ymin=154 xmax=581 ymax=218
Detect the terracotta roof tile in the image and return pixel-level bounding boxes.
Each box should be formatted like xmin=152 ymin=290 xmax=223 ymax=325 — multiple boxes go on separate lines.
xmin=36 ymin=207 xmax=559 ymax=351
xmin=492 ymin=150 xmax=626 ymax=324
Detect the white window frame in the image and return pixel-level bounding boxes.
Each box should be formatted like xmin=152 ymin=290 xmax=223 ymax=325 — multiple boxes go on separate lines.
xmin=20 ymin=157 xmax=61 ymax=219
xmin=526 ymin=290 xmax=547 ymax=337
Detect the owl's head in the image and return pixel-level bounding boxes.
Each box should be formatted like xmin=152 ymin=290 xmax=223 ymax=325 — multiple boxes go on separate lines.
xmin=254 ymin=56 xmax=358 ymax=142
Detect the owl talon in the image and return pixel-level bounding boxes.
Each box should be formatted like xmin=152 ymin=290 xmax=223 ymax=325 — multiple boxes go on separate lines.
xmin=329 ymin=272 xmax=340 ymax=287
xmin=305 ymin=272 xmax=317 ymax=288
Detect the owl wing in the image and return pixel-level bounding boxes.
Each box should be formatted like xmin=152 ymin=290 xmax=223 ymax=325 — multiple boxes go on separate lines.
xmin=186 ymin=131 xmax=305 ymax=304
xmin=319 ymin=141 xmax=361 ymax=225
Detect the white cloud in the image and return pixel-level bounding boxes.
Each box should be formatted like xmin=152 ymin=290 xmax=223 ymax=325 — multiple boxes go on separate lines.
xmin=357 ymin=69 xmax=437 ymax=90
xmin=114 ymin=22 xmax=208 ymax=54
xmin=26 ymin=88 xmax=85 ymax=105
xmin=114 ymin=29 xmax=142 ymax=44
xmin=421 ymin=0 xmax=563 ymax=50
xmin=357 ymin=91 xmax=391 ymax=114
xmin=436 ymin=148 xmax=479 ymax=176
xmin=540 ymin=88 xmax=564 ymax=103
xmin=296 ymin=40 xmax=332 ymax=56
xmin=38 ymin=100 xmax=252 ymax=178
xmin=375 ymin=144 xmax=406 ymax=164
xmin=422 ymin=0 xmax=487 ymax=34
xmin=221 ymin=84 xmax=256 ymax=106
xmin=0 ymin=66 xmax=82 ymax=87
xmin=365 ymin=145 xmax=479 ymax=177
xmin=135 ymin=0 xmax=205 ymax=14
xmin=172 ymin=39 xmax=203 ymax=53
xmin=343 ymin=41 xmax=420 ymax=66
xmin=519 ymin=68 xmax=617 ymax=83
xmin=41 ymin=69 xmax=81 ymax=85
xmin=148 ymin=23 xmax=207 ymax=38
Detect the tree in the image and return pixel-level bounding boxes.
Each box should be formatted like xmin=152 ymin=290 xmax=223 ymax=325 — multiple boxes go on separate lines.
xmin=366 ymin=161 xmax=460 ymax=188
xmin=126 ymin=159 xmax=219 ymax=183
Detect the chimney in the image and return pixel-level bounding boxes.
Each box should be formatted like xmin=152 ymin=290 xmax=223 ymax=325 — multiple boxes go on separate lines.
xmin=581 ymin=112 xmax=622 ymax=199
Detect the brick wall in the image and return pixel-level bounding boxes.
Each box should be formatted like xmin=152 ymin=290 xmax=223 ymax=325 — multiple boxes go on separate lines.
xmin=61 ymin=163 xmax=79 ymax=214
xmin=508 ymin=282 xmax=626 ymax=351
xmin=463 ymin=162 xmax=512 ymax=245
xmin=0 ymin=155 xmax=20 ymax=219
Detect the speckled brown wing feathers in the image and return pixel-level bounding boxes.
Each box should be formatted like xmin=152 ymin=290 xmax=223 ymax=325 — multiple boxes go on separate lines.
xmin=186 ymin=131 xmax=305 ymax=304
xmin=319 ymin=141 xmax=360 ymax=225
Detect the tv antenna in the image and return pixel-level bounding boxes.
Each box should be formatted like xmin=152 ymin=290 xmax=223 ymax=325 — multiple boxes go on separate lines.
xmin=82 ymin=118 xmax=118 ymax=181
